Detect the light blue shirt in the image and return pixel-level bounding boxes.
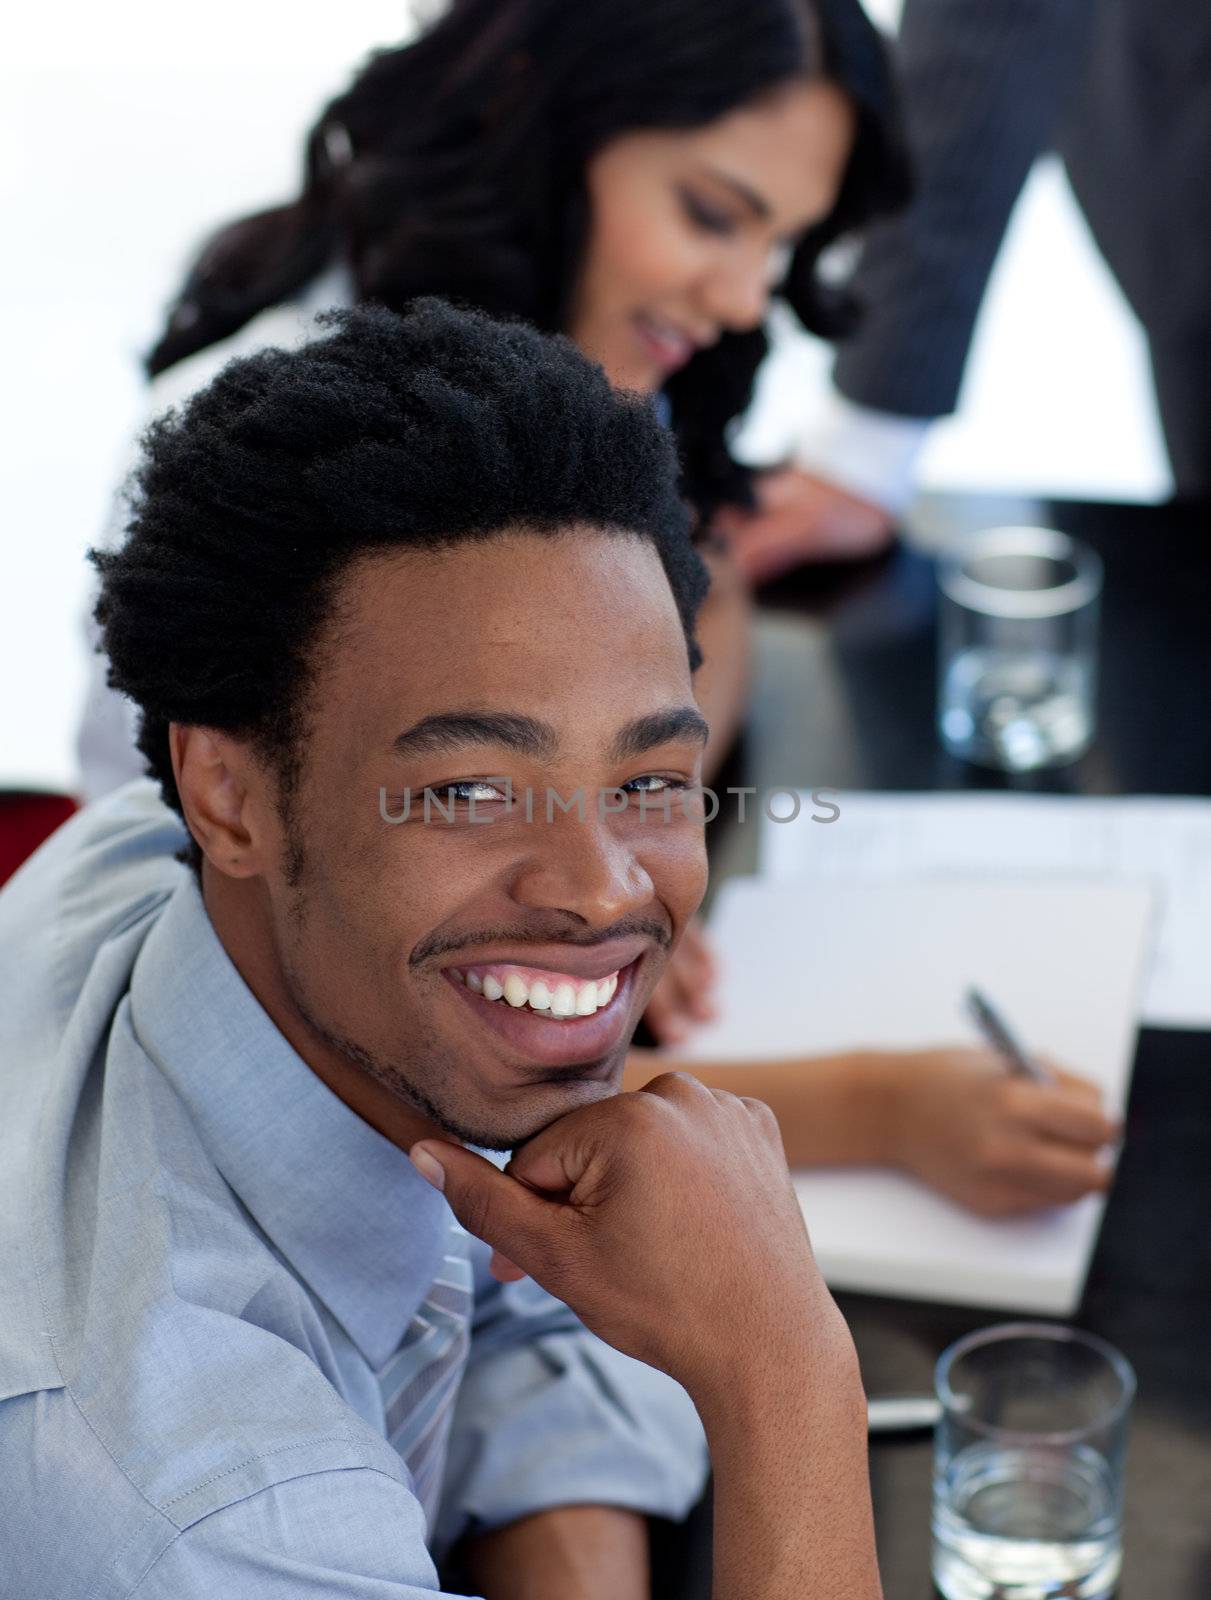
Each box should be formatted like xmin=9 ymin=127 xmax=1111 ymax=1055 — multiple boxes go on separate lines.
xmin=0 ymin=783 xmax=706 ymax=1598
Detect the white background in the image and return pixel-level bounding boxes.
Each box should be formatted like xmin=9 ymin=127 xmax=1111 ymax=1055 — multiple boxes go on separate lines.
xmin=2 ymin=1 xmax=1171 ymax=790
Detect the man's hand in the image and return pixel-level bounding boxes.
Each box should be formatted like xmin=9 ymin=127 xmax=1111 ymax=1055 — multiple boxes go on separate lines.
xmin=879 ymin=1048 xmax=1121 ymax=1216
xmin=714 ymin=467 xmax=894 ymax=583
xmin=413 ymin=1077 xmax=882 ymax=1600
xmin=409 ymin=1073 xmax=838 ymax=1396
xmin=641 ymin=915 xmax=719 ymax=1045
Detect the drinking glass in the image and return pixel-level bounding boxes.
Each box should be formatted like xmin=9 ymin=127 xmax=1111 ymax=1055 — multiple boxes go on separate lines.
xmin=937 ymin=527 xmax=1102 ymax=771
xmin=932 ymin=1322 xmax=1135 ymax=1600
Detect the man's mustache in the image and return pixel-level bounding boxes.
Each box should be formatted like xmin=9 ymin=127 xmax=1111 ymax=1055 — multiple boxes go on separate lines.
xmin=410 ymin=916 xmax=672 ymax=967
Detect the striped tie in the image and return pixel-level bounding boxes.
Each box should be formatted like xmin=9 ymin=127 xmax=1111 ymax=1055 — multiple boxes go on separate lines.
xmin=376 ymin=1219 xmax=474 ymax=1525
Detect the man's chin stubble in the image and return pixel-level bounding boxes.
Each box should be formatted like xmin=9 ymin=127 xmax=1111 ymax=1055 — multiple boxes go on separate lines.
xmin=290 ymin=989 xmax=620 ymax=1152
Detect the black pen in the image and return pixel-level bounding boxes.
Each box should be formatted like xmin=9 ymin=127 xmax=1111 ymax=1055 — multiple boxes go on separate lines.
xmin=966 ymin=987 xmax=1055 ymax=1085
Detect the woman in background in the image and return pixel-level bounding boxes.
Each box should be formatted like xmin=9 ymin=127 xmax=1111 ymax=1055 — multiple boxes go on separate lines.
xmin=78 ymin=0 xmax=1118 ymax=1216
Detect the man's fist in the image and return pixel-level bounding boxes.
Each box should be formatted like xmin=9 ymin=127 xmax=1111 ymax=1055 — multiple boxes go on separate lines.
xmin=410 ymin=1073 xmax=837 ymax=1397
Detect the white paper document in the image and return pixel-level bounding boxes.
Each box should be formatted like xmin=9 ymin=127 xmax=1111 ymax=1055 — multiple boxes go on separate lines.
xmin=683 ymin=877 xmax=1153 ymax=1313
xmin=761 ymin=793 xmax=1211 ymax=1028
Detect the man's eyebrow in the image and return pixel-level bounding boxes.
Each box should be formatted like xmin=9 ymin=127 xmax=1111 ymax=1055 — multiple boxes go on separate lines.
xmin=392 ymin=707 xmax=709 ymax=763
xmin=698 ymin=163 xmax=773 ymax=221
xmin=609 ymin=707 xmax=710 ymax=763
xmin=392 ymin=712 xmax=558 ymax=761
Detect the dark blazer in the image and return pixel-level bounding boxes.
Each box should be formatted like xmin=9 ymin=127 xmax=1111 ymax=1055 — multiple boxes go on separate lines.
xmin=833 ymin=0 xmax=1211 ymax=490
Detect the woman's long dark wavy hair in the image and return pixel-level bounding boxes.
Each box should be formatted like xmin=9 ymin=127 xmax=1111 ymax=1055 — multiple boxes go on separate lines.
xmin=148 ymin=0 xmax=909 ymax=516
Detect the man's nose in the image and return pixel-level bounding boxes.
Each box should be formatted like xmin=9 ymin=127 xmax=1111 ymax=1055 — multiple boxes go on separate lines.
xmin=508 ymin=804 xmax=656 ymax=928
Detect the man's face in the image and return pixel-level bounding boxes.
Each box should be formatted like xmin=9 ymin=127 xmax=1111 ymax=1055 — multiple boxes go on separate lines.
xmin=222 ymin=529 xmax=707 ymax=1150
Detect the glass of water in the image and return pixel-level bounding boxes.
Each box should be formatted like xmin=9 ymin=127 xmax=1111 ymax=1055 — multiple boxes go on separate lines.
xmin=932 ymin=1322 xmax=1135 ymax=1600
xmin=937 ymin=527 xmax=1102 ymax=771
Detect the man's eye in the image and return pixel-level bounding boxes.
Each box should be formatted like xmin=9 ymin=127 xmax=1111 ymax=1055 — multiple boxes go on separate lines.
xmin=680 ymin=190 xmax=738 ymax=237
xmin=622 ymin=774 xmax=687 ymax=795
xmin=428 ymin=781 xmax=508 ymax=804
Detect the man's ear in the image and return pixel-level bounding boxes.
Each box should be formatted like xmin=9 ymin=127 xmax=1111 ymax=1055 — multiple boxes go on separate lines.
xmin=169 ymin=724 xmax=272 ymax=880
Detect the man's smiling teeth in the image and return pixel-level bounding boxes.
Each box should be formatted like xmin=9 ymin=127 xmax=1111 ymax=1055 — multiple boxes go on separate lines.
xmin=456 ymin=966 xmax=620 ymax=1018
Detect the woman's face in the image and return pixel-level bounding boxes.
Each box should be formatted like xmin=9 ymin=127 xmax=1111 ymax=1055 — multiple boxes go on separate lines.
xmin=570 ymin=80 xmax=855 ymax=393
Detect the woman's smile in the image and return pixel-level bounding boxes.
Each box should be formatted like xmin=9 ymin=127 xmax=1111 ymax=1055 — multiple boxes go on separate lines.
xmin=631 ymin=311 xmax=711 ymax=376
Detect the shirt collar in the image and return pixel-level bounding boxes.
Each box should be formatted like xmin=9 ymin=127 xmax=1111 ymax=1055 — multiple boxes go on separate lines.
xmin=129 ymin=874 xmax=451 ymax=1369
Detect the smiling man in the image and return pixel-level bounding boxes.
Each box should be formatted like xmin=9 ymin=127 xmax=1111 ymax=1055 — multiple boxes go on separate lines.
xmin=0 ymin=301 xmax=879 ymax=1600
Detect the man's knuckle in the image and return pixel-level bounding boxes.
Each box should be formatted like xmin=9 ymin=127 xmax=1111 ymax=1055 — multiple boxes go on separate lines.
xmin=657 ymin=1069 xmax=703 ymax=1096
xmin=742 ymin=1095 xmax=779 ymax=1131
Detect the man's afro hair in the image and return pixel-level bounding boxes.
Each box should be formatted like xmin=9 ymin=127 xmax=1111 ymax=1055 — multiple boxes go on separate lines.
xmin=92 ymin=297 xmax=709 ymax=816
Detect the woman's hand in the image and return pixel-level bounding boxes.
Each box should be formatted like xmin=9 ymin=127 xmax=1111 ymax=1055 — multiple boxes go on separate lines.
xmin=642 ymin=915 xmax=719 ymax=1045
xmin=714 ymin=467 xmax=894 ymax=583
xmin=879 ymin=1048 xmax=1122 ymax=1217
xmin=624 ymin=1042 xmax=1121 ymax=1218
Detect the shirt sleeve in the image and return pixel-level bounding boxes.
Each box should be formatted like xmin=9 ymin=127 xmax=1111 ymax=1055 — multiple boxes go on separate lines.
xmin=790 ymin=387 xmax=931 ymax=514
xmin=432 ymin=1257 xmax=709 ymax=1558
xmin=129 ymin=1468 xmax=468 ymax=1599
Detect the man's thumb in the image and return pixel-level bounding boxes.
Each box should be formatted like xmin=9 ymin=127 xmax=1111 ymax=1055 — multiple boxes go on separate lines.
xmin=410 ymin=1140 xmax=550 ymax=1270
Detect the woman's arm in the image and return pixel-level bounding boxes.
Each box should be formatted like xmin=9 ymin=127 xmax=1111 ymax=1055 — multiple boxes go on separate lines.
xmin=624 ymin=1049 xmax=893 ymax=1167
xmin=623 ymin=1046 xmax=1121 ymax=1217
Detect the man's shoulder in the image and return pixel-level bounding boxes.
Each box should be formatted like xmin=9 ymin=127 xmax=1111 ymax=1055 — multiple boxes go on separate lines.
xmin=0 ymin=783 xmax=189 ymax=1184
xmin=29 ymin=1057 xmax=408 ymax=1521
xmin=0 ymin=781 xmax=192 ymax=1395
xmin=0 ymin=781 xmax=188 ymax=1012
xmin=0 ymin=1379 xmax=422 ymax=1600
xmin=0 ymin=1145 xmax=414 ymax=1595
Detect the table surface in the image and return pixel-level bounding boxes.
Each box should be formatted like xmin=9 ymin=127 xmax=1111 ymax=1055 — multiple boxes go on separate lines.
xmin=709 ymin=496 xmax=1211 ymax=1598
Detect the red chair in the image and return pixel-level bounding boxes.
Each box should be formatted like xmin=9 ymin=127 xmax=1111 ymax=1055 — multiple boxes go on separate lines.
xmin=0 ymin=792 xmax=79 ymax=888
